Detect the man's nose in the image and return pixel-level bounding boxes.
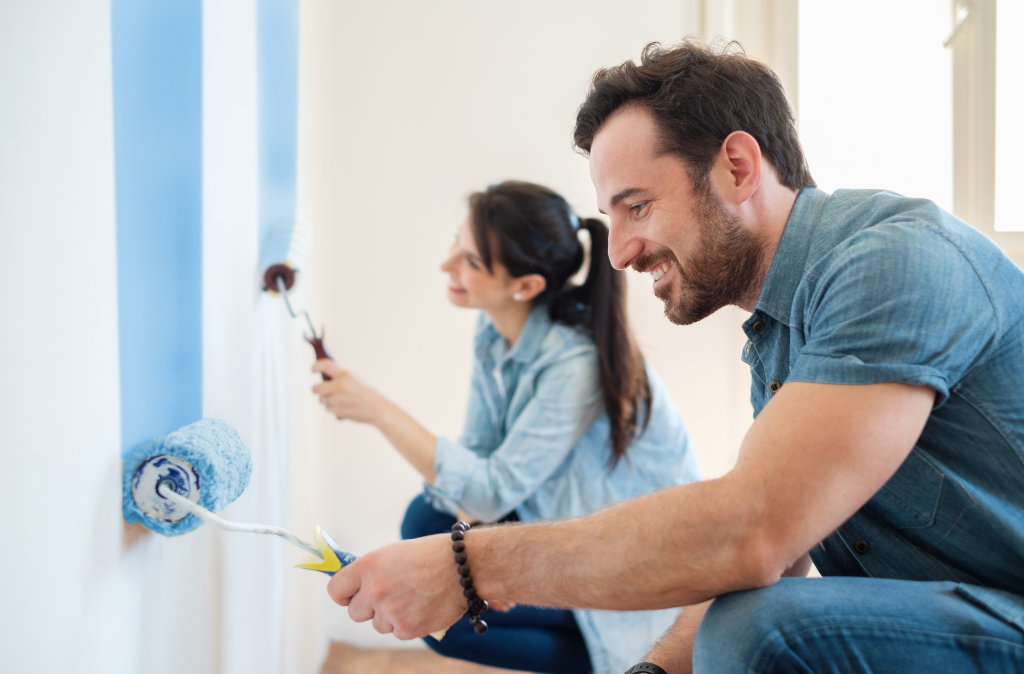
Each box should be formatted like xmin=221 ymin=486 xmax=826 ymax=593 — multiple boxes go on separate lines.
xmin=606 ymin=220 xmax=640 ymax=271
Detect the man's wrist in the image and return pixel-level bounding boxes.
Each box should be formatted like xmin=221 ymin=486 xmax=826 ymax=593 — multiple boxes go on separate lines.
xmin=624 ymin=662 xmax=669 ymax=674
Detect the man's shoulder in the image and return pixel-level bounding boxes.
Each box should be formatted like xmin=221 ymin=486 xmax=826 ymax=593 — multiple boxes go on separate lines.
xmin=795 ymin=189 xmax=1024 ymax=335
xmin=810 ymin=190 xmax=999 ymax=284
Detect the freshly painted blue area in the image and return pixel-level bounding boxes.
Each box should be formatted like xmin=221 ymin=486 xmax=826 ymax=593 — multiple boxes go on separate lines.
xmin=256 ymin=0 xmax=301 ymax=273
xmin=112 ymin=0 xmax=204 ymax=456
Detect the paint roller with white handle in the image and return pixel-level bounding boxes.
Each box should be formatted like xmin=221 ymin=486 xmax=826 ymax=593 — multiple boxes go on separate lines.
xmin=122 ymin=417 xmax=449 ymax=639
xmin=122 ymin=418 xmax=355 ymax=573
xmin=260 ymin=218 xmax=334 ymax=380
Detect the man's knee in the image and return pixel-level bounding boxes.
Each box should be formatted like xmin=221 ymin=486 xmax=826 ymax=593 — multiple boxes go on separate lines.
xmin=693 ymin=580 xmax=810 ymax=674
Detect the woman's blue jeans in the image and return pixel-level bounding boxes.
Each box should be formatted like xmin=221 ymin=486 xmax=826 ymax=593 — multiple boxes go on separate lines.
xmin=694 ymin=577 xmax=1024 ymax=673
xmin=401 ymin=493 xmax=592 ymax=674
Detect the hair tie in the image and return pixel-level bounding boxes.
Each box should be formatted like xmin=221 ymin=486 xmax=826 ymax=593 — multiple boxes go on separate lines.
xmin=568 ymin=211 xmax=581 ymax=231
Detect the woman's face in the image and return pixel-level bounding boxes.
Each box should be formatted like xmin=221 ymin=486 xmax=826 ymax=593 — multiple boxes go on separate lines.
xmin=441 ymin=217 xmax=519 ymax=311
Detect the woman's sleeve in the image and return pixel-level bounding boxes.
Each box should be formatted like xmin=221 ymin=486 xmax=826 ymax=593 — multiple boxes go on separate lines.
xmin=425 ymin=347 xmax=601 ymax=522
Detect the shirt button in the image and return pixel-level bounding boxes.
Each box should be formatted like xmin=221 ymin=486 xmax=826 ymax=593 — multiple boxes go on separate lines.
xmin=769 ymin=380 xmax=782 ymax=394
xmin=752 ymin=321 xmax=766 ymax=333
xmin=854 ymin=540 xmax=870 ymax=555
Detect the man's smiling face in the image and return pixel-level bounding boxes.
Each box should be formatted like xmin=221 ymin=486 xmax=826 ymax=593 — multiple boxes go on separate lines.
xmin=590 ymin=105 xmax=766 ymax=325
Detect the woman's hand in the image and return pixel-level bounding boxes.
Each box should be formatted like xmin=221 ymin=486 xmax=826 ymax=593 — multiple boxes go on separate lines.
xmin=312 ymin=359 xmax=390 ymax=425
xmin=313 ymin=359 xmax=439 ymax=482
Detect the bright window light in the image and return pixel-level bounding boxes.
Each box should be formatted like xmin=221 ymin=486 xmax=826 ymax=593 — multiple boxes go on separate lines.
xmin=799 ymin=1 xmax=952 ymax=212
xmin=995 ymin=0 xmax=1024 ymax=232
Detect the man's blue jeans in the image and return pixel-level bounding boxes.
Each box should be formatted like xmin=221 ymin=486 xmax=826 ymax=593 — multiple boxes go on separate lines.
xmin=694 ymin=577 xmax=1024 ymax=673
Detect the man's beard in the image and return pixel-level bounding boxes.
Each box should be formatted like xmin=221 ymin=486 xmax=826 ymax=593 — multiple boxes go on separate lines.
xmin=637 ymin=183 xmax=767 ymax=326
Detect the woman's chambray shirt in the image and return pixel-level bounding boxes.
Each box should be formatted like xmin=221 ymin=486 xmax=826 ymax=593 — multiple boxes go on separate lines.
xmin=425 ymin=305 xmax=701 ymax=674
xmin=745 ymin=187 xmax=1024 ymax=632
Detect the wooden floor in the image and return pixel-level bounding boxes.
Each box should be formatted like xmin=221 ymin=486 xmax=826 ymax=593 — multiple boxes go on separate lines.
xmin=319 ymin=643 xmax=520 ymax=674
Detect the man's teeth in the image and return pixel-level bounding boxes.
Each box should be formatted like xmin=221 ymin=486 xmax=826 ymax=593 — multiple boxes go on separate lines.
xmin=651 ymin=262 xmax=671 ymax=281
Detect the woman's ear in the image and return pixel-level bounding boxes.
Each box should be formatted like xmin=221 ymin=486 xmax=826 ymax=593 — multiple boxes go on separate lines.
xmin=513 ymin=274 xmax=546 ymax=302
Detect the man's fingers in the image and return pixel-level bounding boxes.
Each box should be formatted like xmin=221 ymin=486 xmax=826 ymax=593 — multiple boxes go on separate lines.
xmin=327 ymin=564 xmax=361 ymax=607
xmin=371 ymin=613 xmax=394 ymax=635
xmin=348 ymin=601 xmax=373 ymax=624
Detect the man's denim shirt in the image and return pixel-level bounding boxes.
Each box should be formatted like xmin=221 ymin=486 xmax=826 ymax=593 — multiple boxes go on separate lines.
xmin=425 ymin=305 xmax=701 ymax=674
xmin=746 ymin=187 xmax=1024 ymax=629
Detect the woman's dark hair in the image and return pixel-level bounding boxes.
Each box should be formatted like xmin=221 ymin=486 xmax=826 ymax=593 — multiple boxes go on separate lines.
xmin=574 ymin=40 xmax=814 ymax=191
xmin=468 ymin=181 xmax=651 ymax=467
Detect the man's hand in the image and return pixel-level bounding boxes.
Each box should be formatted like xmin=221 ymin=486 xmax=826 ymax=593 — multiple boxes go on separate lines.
xmin=327 ymin=534 xmax=467 ymax=639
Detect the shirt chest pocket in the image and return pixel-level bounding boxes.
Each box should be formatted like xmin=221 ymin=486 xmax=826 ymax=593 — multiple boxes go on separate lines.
xmin=864 ymin=449 xmax=977 ymax=549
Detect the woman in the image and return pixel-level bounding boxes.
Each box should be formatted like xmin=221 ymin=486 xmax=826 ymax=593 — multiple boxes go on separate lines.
xmin=313 ymin=181 xmax=700 ymax=674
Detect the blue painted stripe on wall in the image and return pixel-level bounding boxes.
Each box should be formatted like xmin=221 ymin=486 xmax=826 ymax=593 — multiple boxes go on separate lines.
xmin=112 ymin=0 xmax=204 ymax=456
xmin=257 ymin=0 xmax=300 ymax=272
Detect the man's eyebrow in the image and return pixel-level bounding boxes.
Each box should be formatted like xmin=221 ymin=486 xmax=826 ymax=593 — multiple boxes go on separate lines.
xmin=599 ymin=187 xmax=648 ymax=214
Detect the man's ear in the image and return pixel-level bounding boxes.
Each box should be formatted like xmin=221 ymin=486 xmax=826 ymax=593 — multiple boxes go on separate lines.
xmin=714 ymin=131 xmax=763 ymax=205
xmin=513 ymin=274 xmax=547 ymax=302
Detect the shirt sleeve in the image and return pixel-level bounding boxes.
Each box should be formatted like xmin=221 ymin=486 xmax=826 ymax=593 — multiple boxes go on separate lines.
xmin=787 ymin=222 xmax=998 ymax=405
xmin=425 ymin=347 xmax=601 ymax=522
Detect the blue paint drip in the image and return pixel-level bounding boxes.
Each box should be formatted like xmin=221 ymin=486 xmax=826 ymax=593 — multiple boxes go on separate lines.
xmin=111 ymin=0 xmax=204 ymax=456
xmin=256 ymin=0 xmax=301 ymax=274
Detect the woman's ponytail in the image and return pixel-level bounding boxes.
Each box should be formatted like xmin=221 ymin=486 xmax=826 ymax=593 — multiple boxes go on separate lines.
xmin=553 ymin=218 xmax=652 ymax=466
xmin=469 ymin=182 xmax=651 ymax=467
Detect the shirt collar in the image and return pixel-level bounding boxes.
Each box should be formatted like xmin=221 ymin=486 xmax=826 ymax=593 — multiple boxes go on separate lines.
xmin=475 ymin=303 xmax=552 ymax=365
xmin=754 ymin=186 xmax=831 ymax=325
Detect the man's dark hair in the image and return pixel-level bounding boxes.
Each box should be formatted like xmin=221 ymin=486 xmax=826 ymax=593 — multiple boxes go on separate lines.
xmin=574 ymin=40 xmax=814 ymax=191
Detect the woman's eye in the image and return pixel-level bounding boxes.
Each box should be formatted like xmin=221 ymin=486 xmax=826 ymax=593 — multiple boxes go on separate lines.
xmin=467 ymin=257 xmax=480 ymax=270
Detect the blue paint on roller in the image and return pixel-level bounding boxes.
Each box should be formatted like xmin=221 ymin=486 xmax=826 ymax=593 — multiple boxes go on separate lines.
xmin=123 ymin=418 xmax=252 ymax=536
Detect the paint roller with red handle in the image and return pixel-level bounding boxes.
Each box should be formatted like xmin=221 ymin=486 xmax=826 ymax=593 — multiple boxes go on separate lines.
xmin=261 ymin=220 xmax=333 ymax=380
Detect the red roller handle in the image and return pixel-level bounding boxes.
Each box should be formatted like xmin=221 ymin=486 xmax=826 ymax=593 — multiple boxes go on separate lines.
xmin=305 ymin=332 xmax=333 ymax=381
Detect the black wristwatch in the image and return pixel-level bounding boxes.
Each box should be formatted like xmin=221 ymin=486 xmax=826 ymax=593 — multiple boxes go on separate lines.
xmin=624 ymin=663 xmax=668 ymax=674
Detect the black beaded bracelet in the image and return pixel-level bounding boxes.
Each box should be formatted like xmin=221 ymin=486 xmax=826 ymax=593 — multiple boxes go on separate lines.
xmin=451 ymin=521 xmax=489 ymax=634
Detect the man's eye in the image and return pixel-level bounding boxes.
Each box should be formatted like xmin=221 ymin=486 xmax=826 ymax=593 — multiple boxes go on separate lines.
xmin=630 ymin=203 xmax=646 ymax=215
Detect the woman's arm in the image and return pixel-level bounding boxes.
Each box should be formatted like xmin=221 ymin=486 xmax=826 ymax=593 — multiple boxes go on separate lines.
xmin=313 ymin=359 xmax=437 ymax=482
xmin=429 ymin=349 xmax=600 ymax=522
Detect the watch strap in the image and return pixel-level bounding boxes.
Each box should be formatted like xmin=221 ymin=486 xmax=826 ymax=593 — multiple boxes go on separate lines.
xmin=624 ymin=663 xmax=669 ymax=674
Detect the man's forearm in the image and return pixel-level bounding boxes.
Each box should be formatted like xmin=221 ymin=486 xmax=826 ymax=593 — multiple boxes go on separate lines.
xmin=467 ymin=382 xmax=931 ymax=611
xmin=470 ymin=476 xmax=769 ymax=610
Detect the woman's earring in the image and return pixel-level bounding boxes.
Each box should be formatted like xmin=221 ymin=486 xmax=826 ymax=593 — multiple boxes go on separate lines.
xmin=513 ymin=293 xmax=523 ymax=301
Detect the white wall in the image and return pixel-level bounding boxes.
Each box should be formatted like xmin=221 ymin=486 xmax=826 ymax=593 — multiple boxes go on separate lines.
xmin=0 ymin=1 xmax=141 ymax=671
xmin=297 ymin=0 xmax=768 ymax=649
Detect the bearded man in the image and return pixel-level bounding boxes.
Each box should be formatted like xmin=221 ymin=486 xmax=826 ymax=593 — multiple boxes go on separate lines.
xmin=326 ymin=41 xmax=1024 ymax=674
